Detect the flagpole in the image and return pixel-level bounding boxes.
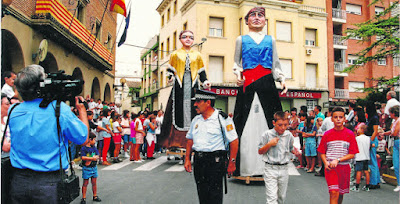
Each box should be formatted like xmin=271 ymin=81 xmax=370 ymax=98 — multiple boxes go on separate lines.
xmin=107 ymin=0 xmax=132 ymax=62
xmin=68 ymin=0 xmax=80 ymax=31
xmin=91 ymin=0 xmax=112 ymax=50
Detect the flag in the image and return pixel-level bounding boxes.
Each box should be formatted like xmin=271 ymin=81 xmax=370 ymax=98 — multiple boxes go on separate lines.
xmin=110 ymin=0 xmax=127 ymax=17
xmin=118 ymin=8 xmax=131 ymax=47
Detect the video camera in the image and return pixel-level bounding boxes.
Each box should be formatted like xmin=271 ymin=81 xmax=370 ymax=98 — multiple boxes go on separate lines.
xmin=38 ymin=70 xmax=84 ymax=107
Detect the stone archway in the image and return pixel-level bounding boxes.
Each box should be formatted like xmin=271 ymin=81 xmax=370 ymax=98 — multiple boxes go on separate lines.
xmin=72 ymin=67 xmax=84 ymax=96
xmin=104 ymin=83 xmax=111 ymax=102
xmin=91 ymin=77 xmax=101 ymax=101
xmin=39 ymin=52 xmax=58 ymax=73
xmin=1 ymin=29 xmax=24 ymax=85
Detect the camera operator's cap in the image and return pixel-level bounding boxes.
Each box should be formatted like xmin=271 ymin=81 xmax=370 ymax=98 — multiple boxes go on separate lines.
xmin=192 ymin=89 xmax=217 ymax=100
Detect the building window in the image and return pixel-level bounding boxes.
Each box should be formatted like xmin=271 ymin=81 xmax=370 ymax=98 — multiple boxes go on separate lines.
xmin=174 ymin=0 xmax=177 ymax=14
xmin=161 ymin=15 xmax=164 ymax=27
xmin=209 ymin=17 xmax=224 ymax=37
xmin=167 ymin=8 xmax=170 ymax=21
xmin=375 ymin=6 xmax=385 ymax=15
xmin=77 ymin=2 xmax=85 ymax=23
xmin=306 ymin=99 xmax=318 ymax=112
xmin=378 ymin=58 xmax=386 ymax=65
xmin=305 ymin=28 xmax=316 ymax=47
xmin=183 ymin=22 xmax=187 ymax=30
xmin=349 ymin=82 xmax=364 ymax=92
xmin=348 ymin=55 xmax=363 ymax=65
xmin=173 ymin=31 xmax=177 ymax=50
xmin=346 ymin=4 xmax=362 ymax=15
xmin=160 ymin=42 xmax=164 ymax=59
xmin=306 ymin=63 xmax=317 ymax=88
xmin=209 ymin=56 xmax=224 ymax=83
xmin=95 ymin=19 xmax=102 ymax=40
xmin=276 ymin=21 xmax=291 ymax=42
xmin=393 ymin=54 xmax=400 ymax=67
xmin=280 ymin=59 xmax=292 ymax=79
xmin=106 ymin=33 xmax=112 ymax=50
xmin=166 ymin=37 xmax=170 ymax=54
xmin=347 ymin=29 xmax=362 ymax=40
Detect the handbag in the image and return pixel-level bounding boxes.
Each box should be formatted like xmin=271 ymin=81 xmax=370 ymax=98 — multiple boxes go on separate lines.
xmin=1 ymin=103 xmax=20 ymax=204
xmin=55 ymin=101 xmax=80 ymax=204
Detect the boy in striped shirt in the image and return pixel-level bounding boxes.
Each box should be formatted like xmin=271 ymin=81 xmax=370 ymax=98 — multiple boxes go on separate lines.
xmin=317 ymin=107 xmax=359 ymax=204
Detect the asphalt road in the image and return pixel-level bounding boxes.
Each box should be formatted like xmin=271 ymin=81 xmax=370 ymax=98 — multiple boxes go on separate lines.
xmin=71 ymin=154 xmax=399 ymax=204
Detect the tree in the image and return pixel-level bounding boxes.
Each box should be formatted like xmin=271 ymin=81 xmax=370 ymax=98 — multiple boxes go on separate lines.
xmin=344 ymin=0 xmax=399 ymax=91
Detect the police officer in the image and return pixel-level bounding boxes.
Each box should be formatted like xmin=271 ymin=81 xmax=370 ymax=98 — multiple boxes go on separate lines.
xmin=184 ymin=90 xmax=239 ymax=204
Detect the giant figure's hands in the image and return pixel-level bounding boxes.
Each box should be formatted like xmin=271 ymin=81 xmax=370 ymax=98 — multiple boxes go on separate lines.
xmin=281 ymin=81 xmax=288 ymax=95
xmin=203 ymin=80 xmax=211 ymax=90
xmin=237 ymin=77 xmax=245 ymax=87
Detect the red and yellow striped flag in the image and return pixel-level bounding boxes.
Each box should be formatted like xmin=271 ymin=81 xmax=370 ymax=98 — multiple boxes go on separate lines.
xmin=110 ymin=0 xmax=126 ymax=17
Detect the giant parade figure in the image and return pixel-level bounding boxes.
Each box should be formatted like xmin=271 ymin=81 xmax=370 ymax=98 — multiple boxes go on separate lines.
xmin=159 ymin=30 xmax=210 ymax=149
xmin=232 ymin=7 xmax=288 ymax=178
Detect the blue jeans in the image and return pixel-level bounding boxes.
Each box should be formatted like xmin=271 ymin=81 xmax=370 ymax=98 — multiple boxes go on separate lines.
xmin=369 ymin=137 xmax=380 ymax=185
xmin=11 ymin=169 xmax=59 ymax=204
xmin=393 ymin=139 xmax=399 ymax=186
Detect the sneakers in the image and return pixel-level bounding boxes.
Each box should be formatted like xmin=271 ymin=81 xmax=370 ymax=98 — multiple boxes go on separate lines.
xmin=93 ymin=196 xmax=102 ymax=202
xmin=80 ymin=198 xmax=86 ymax=204
xmin=350 ymin=186 xmax=359 ymax=192
xmin=296 ymin=165 xmax=304 ymax=169
xmin=362 ymin=186 xmax=370 ymax=192
xmin=304 ymin=167 xmax=308 ymax=171
xmin=394 ymin=186 xmax=400 ymax=192
xmin=102 ymin=161 xmax=111 ymax=166
xmin=133 ymin=160 xmax=143 ymax=163
xmin=380 ymin=176 xmax=386 ymax=184
xmin=124 ymin=152 xmax=129 ymax=158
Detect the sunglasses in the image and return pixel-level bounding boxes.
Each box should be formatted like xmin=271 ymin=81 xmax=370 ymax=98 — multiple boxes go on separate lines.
xmin=181 ymin=35 xmax=194 ymax=40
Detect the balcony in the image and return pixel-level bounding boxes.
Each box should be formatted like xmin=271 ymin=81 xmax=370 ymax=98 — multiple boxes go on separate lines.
xmin=33 ymin=0 xmax=113 ymax=71
xmin=139 ymin=82 xmax=159 ymax=98
xmin=333 ymin=35 xmax=347 ymax=49
xmin=335 ymin=89 xmax=349 ymax=99
xmin=332 ymin=8 xmax=346 ymax=24
xmin=334 ymin=62 xmax=349 ymax=76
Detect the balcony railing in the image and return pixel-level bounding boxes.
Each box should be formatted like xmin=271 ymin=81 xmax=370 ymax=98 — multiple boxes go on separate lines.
xmin=334 ymin=62 xmax=347 ymax=72
xmin=299 ymin=5 xmax=326 ymax=13
xmin=332 ymin=8 xmax=347 ymax=20
xmin=335 ymin=89 xmax=349 ymax=99
xmin=333 ymin=35 xmax=347 ymax=47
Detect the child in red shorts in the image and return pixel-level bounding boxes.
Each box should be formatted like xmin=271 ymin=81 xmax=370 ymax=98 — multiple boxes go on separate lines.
xmin=317 ymin=107 xmax=359 ymax=204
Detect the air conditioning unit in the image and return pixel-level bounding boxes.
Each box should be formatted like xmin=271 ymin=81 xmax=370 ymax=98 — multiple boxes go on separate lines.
xmin=306 ymin=48 xmax=312 ymax=55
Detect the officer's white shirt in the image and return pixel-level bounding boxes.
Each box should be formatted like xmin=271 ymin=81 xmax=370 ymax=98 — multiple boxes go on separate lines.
xmin=186 ymin=109 xmax=238 ymax=152
xmin=1 ymin=83 xmax=14 ymax=98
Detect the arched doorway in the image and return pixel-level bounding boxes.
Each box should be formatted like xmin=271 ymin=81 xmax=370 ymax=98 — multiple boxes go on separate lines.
xmin=1 ymin=29 xmax=24 ymax=85
xmin=39 ymin=52 xmax=58 ymax=73
xmin=104 ymin=83 xmax=111 ymax=102
xmin=72 ymin=67 xmax=84 ymax=96
xmin=91 ymin=77 xmax=100 ymax=100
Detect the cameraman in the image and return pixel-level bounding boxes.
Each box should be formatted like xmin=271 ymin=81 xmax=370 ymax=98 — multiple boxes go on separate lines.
xmin=8 ymin=65 xmax=89 ymax=203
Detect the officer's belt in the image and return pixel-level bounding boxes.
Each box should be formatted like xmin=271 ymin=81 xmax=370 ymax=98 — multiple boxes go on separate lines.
xmin=194 ymin=150 xmax=227 ymax=158
xmin=266 ymin=162 xmax=288 ymax=166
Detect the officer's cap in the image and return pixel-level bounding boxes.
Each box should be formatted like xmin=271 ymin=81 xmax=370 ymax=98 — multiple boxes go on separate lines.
xmin=192 ymin=89 xmax=217 ymax=100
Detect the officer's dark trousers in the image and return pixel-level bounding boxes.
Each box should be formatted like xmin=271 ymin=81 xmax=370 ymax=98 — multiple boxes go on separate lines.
xmin=194 ymin=152 xmax=225 ymax=204
xmin=10 ymin=168 xmax=59 ymax=204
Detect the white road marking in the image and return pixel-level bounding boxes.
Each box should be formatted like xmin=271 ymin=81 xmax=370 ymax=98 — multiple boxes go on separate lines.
xmin=133 ymin=156 xmax=168 ymax=171
xmin=288 ymin=162 xmax=301 ymax=176
xmin=165 ymin=163 xmax=185 ymax=172
xmin=102 ymin=159 xmax=132 ymax=171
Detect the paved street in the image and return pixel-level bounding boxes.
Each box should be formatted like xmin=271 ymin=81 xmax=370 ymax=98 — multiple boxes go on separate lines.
xmin=72 ymin=154 xmax=399 ymax=204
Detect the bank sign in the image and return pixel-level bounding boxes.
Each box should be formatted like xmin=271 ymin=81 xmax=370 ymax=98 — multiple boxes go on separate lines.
xmin=210 ymin=88 xmax=321 ymax=99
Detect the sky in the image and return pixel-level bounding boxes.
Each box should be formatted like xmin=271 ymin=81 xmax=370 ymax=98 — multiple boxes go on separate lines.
xmin=114 ymin=0 xmax=163 ymax=78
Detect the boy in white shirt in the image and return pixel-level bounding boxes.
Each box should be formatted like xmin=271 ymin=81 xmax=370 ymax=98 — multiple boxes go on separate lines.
xmin=351 ymin=124 xmax=371 ymax=192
